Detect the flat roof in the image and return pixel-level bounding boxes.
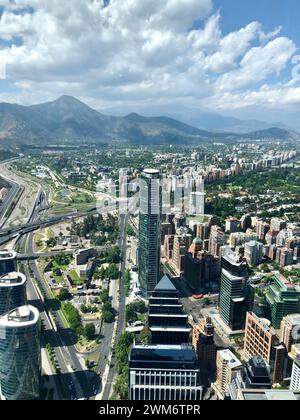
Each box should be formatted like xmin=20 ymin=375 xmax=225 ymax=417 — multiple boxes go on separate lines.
xmin=143 ymin=169 xmax=160 ymax=175
xmin=0 ymin=250 xmax=16 ymax=260
xmin=218 ymin=349 xmax=242 ymax=369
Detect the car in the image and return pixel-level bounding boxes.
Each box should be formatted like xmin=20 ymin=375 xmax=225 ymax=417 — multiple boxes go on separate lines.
xmin=192 ymin=293 xmax=204 ymax=300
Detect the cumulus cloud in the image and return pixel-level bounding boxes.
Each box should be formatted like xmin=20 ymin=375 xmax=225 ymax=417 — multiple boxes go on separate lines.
xmin=0 ymin=0 xmax=299 ymax=115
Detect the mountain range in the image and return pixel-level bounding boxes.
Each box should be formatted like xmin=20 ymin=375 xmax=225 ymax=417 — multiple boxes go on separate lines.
xmin=0 ymin=95 xmax=299 ymax=146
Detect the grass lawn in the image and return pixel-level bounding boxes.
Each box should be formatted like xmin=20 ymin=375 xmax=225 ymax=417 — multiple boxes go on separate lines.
xmin=68 ymin=270 xmax=84 ymax=286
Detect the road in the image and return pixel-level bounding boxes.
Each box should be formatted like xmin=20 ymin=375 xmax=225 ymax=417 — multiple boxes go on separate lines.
xmin=16 ymin=189 xmax=97 ymax=400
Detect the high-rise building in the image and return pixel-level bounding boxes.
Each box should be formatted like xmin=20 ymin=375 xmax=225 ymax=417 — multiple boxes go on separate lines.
xmin=244 ymin=241 xmax=263 ymax=266
xmin=138 ymin=169 xmax=162 ymax=297
xmin=256 ymin=221 xmax=270 ymax=241
xmin=225 ymin=217 xmax=239 ymax=234
xmin=270 ymin=218 xmax=287 ymax=232
xmin=290 ymin=357 xmax=300 ymax=391
xmin=0 ymin=306 xmax=41 ymax=400
xmin=209 ymin=226 xmax=226 ymax=257
xmin=244 ymin=312 xmax=285 ymax=383
xmin=128 ymin=344 xmax=203 ymax=400
xmin=188 ymin=192 xmax=205 ymax=216
xmin=279 ymin=314 xmax=300 ymax=353
xmin=148 ymin=276 xmax=191 ymax=345
xmin=0 ymin=272 xmax=27 ymax=316
xmin=0 ymin=250 xmax=17 ymax=276
xmin=184 ymin=246 xmax=220 ymax=290
xmin=192 ymin=317 xmax=216 ymax=366
xmin=214 ymin=349 xmax=242 ymax=399
xmin=219 ymin=251 xmax=253 ymax=331
xmin=240 ymin=215 xmax=252 ymax=232
xmin=265 ymin=273 xmax=300 ymax=329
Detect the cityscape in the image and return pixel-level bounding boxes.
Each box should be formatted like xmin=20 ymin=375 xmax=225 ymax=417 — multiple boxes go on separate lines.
xmin=0 ymin=0 xmax=300 ymax=405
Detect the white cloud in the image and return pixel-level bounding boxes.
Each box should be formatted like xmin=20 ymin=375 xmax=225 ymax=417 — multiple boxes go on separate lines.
xmin=0 ymin=0 xmax=299 ymax=117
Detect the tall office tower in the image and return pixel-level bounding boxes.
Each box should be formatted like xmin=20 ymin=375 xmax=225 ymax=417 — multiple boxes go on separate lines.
xmin=188 ymin=192 xmax=205 ymax=216
xmin=128 ymin=344 xmax=203 ymax=401
xmin=279 ymin=314 xmax=300 ymax=353
xmin=214 ymin=349 xmax=242 ymax=400
xmin=138 ymin=169 xmax=162 ymax=297
xmin=225 ymin=217 xmax=239 ymax=234
xmin=265 ymin=273 xmax=300 ymax=329
xmin=240 ymin=214 xmax=252 ymax=232
xmin=219 ymin=251 xmax=253 ymax=331
xmin=192 ymin=317 xmax=216 ymax=366
xmin=0 ymin=306 xmax=41 ymax=400
xmin=270 ymin=218 xmax=287 ymax=232
xmin=244 ymin=241 xmax=263 ymax=266
xmin=148 ymin=276 xmax=191 ymax=345
xmin=290 ymin=357 xmax=300 ymax=391
xmin=0 ymin=250 xmax=17 ymax=276
xmin=229 ymin=357 xmax=272 ymax=400
xmin=209 ymin=225 xmax=226 ymax=257
xmin=0 ymin=272 xmax=27 ymax=316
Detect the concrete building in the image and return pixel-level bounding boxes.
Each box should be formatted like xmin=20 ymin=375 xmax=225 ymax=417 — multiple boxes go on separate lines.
xmin=209 ymin=226 xmax=226 ymax=257
xmin=0 ymin=272 xmax=27 ymax=316
xmin=0 ymin=250 xmax=17 ymax=276
xmin=188 ymin=192 xmax=205 ymax=216
xmin=128 ymin=345 xmax=203 ymax=401
xmin=225 ymin=217 xmax=239 ymax=234
xmin=192 ymin=317 xmax=216 ymax=366
xmin=0 ymin=306 xmax=41 ymax=400
xmin=244 ymin=241 xmax=263 ymax=266
xmin=290 ymin=357 xmax=300 ymax=391
xmin=279 ymin=314 xmax=300 ymax=353
xmin=74 ymin=248 xmax=97 ymax=266
xmin=214 ymin=349 xmax=242 ymax=399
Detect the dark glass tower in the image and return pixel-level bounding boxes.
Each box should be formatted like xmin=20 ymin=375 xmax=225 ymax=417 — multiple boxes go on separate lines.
xmin=0 ymin=272 xmax=27 ymax=316
xmin=138 ymin=169 xmax=162 ymax=297
xmin=219 ymin=250 xmax=253 ymax=331
xmin=0 ymin=306 xmax=41 ymax=400
xmin=148 ymin=275 xmax=191 ymax=345
xmin=0 ymin=251 xmax=17 ymax=276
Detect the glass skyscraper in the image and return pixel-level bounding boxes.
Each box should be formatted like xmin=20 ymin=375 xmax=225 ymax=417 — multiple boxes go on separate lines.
xmin=0 ymin=250 xmax=17 ymax=276
xmin=0 ymin=272 xmax=27 ymax=316
xmin=219 ymin=250 xmax=253 ymax=331
xmin=0 ymin=305 xmax=41 ymax=400
xmin=138 ymin=169 xmax=162 ymax=297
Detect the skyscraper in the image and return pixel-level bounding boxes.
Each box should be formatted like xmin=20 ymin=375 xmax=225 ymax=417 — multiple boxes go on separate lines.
xmin=0 ymin=250 xmax=17 ymax=276
xmin=219 ymin=250 xmax=253 ymax=331
xmin=0 ymin=272 xmax=27 ymax=317
xmin=138 ymin=169 xmax=162 ymax=297
xmin=148 ymin=275 xmax=191 ymax=345
xmin=0 ymin=306 xmax=41 ymax=400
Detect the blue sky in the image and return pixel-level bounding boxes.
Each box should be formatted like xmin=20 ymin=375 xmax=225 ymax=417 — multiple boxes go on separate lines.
xmin=0 ymin=0 xmax=300 ymax=127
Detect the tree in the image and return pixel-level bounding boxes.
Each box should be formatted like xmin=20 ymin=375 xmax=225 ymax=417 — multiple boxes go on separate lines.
xmin=84 ymin=324 xmax=96 ymax=341
xmin=58 ymin=288 xmax=69 ymax=301
xmin=100 ymin=289 xmax=109 ymax=303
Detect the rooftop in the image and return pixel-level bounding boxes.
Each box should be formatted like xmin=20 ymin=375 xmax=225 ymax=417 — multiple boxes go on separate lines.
xmin=0 ymin=272 xmax=26 ymax=287
xmin=218 ymin=349 xmax=242 ymax=369
xmin=0 ymin=305 xmax=39 ymax=328
xmin=154 ymin=275 xmax=177 ymax=292
xmin=0 ymin=250 xmax=16 ymax=260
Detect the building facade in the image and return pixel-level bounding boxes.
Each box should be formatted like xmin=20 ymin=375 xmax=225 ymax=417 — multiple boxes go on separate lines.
xmin=0 ymin=272 xmax=27 ymax=316
xmin=138 ymin=169 xmax=162 ymax=297
xmin=0 ymin=306 xmax=41 ymax=400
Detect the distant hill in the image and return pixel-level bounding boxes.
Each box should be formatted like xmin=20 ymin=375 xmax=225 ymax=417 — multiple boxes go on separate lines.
xmin=0 ymin=96 xmax=298 ymax=145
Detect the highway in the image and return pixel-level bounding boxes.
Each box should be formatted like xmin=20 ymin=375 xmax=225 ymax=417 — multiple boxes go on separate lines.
xmin=0 ymin=173 xmax=21 ymax=228
xmin=16 ymin=189 xmax=97 ymax=400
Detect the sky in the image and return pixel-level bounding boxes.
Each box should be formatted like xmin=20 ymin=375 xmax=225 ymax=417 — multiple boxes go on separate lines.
xmin=0 ymin=0 xmax=300 ymax=126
